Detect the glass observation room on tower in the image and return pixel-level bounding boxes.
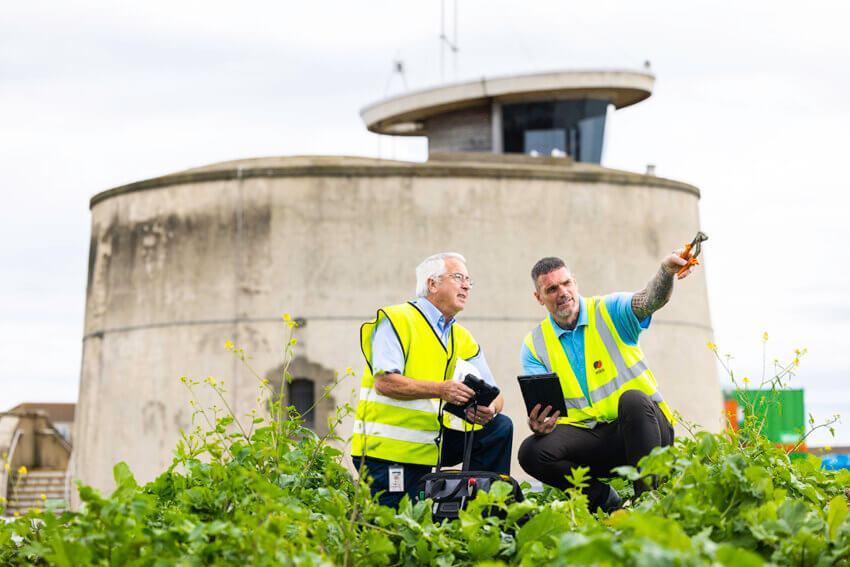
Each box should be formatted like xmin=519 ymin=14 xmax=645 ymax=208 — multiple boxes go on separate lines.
xmin=502 ymin=99 xmax=610 ymax=163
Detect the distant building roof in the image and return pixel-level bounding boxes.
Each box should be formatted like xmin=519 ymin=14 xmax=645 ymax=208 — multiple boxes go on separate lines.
xmin=6 ymin=403 xmax=75 ymax=423
xmin=360 ymin=68 xmax=655 ymax=135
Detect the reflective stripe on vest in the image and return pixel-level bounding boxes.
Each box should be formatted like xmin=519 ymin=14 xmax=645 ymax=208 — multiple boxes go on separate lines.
xmin=588 ymin=300 xmax=651 ymax=403
xmin=525 ymin=296 xmax=673 ymax=428
xmin=350 ymin=302 xmax=480 ymax=465
xmin=529 ymin=323 xmax=594 ymax=417
xmin=358 ymin=386 xmax=439 ymax=415
xmin=352 ymin=420 xmax=438 ymax=445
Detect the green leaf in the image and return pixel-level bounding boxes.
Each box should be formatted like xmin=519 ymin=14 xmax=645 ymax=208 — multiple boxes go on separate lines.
xmin=609 ymin=510 xmax=691 ymax=551
xmin=611 ymin=465 xmax=642 ymax=481
xmin=505 ymin=500 xmax=537 ymax=527
xmin=827 ymin=494 xmax=848 ymax=540
xmin=113 ymin=461 xmax=136 ymax=487
xmin=415 ymin=538 xmax=437 ymax=565
xmin=468 ymin=528 xmax=500 ymax=560
xmin=566 ymin=466 xmax=591 ymax=489
xmin=488 ymin=480 xmax=512 ymax=500
xmin=716 ymin=544 xmax=763 ymax=566
xmin=777 ymin=500 xmax=809 ymax=535
xmin=696 ymin=431 xmax=718 ymax=458
xmin=459 ymin=507 xmax=486 ymax=539
xmin=111 ymin=461 xmax=139 ymax=499
xmin=516 ymin=509 xmax=572 ymax=551
xmin=555 ymin=532 xmax=622 ymax=565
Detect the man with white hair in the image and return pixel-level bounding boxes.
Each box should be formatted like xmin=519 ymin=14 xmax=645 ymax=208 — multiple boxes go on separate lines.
xmin=351 ymin=252 xmax=513 ymax=509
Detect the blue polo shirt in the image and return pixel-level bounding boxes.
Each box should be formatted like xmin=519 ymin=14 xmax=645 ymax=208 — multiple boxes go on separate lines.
xmin=371 ymin=297 xmax=496 ymax=386
xmin=520 ymin=293 xmax=650 ymax=403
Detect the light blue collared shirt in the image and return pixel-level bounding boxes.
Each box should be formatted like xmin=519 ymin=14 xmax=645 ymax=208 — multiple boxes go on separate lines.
xmin=371 ymin=296 xmax=496 ymax=386
xmin=520 ymin=293 xmax=650 ymax=402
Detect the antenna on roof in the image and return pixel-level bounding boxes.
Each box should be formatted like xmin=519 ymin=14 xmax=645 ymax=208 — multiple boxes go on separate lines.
xmin=384 ymin=58 xmax=408 ymax=97
xmin=379 ymin=58 xmax=408 ymax=160
xmin=439 ymin=0 xmax=459 ymax=82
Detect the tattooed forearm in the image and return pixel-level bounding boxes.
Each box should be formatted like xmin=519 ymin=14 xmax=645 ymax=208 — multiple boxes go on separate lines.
xmin=631 ymin=266 xmax=675 ymax=320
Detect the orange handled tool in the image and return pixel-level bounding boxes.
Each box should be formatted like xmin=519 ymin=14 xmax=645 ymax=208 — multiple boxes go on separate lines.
xmin=677 ymin=231 xmax=708 ymax=277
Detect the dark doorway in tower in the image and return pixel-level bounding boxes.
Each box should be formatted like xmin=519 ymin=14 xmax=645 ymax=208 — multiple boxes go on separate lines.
xmin=288 ymin=378 xmax=315 ymax=429
xmin=266 ymin=356 xmax=336 ymax=435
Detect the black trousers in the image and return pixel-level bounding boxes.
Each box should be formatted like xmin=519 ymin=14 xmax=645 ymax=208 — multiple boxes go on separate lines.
xmin=518 ymin=390 xmax=673 ymax=509
xmin=352 ymin=413 xmax=513 ymax=509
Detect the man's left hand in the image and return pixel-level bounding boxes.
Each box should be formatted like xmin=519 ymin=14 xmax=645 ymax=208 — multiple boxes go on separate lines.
xmin=465 ymin=402 xmax=497 ymax=426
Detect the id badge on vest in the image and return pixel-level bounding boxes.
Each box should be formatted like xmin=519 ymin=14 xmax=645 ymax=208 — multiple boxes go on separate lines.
xmin=388 ymin=465 xmax=404 ymax=492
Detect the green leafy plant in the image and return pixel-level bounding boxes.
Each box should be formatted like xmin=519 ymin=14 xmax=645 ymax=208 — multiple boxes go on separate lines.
xmin=1 ymin=331 xmax=848 ymax=566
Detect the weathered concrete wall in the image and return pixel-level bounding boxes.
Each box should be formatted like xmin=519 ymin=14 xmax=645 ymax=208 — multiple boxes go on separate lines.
xmin=425 ymin=105 xmax=492 ymax=153
xmin=74 ymin=155 xmax=722 ymax=497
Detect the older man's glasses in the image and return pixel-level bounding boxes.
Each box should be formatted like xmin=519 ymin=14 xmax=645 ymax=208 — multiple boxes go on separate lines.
xmin=442 ymin=273 xmax=474 ymax=286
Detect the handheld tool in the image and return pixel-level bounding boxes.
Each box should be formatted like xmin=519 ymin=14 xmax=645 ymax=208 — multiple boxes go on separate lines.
xmin=677 ymin=231 xmax=708 ymax=277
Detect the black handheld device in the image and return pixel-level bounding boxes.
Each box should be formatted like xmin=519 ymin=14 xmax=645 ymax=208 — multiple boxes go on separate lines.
xmin=443 ymin=374 xmax=500 ymax=421
xmin=517 ymin=373 xmax=569 ymax=416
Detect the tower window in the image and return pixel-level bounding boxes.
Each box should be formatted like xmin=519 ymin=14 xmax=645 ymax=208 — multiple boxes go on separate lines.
xmin=502 ymin=99 xmax=609 ymax=163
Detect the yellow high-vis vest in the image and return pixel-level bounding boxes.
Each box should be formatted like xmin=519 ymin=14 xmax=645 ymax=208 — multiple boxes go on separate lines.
xmin=351 ymin=302 xmax=481 ymax=466
xmin=523 ymin=296 xmax=674 ymax=429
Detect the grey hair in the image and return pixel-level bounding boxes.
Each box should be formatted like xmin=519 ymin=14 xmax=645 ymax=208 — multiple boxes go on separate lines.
xmin=416 ymin=252 xmax=466 ymax=297
xmin=531 ymin=257 xmax=569 ymax=288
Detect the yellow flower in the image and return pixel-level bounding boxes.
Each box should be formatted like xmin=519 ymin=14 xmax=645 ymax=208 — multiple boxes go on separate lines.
xmin=742 ymin=377 xmax=750 ymax=386
xmin=2 ymin=451 xmax=6 ymax=458
xmin=40 ymin=493 xmax=46 ymax=501
xmin=261 ymin=379 xmax=269 ymax=385
xmin=3 ymin=463 xmax=8 ymax=471
xmin=289 ymin=338 xmax=297 ymax=345
xmin=283 ymin=313 xmax=291 ymax=322
xmin=224 ymin=340 xmax=234 ymax=350
xmin=706 ymin=342 xmax=717 ymax=350
xmin=825 ymin=445 xmax=832 ymax=451
xmin=345 ymin=366 xmax=353 ymax=374
xmin=288 ymin=321 xmax=296 ymax=328
xmin=13 ymin=512 xmax=19 ymax=517
xmin=17 ymin=466 xmax=27 ymax=475
xmin=762 ymin=332 xmax=769 ymax=342
xmin=33 ymin=508 xmax=40 ymax=515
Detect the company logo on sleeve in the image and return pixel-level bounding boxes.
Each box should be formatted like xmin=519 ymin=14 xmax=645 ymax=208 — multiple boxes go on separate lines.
xmin=593 ymin=360 xmax=604 ymax=373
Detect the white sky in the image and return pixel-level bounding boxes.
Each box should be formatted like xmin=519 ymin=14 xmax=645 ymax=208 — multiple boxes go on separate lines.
xmin=2 ymin=1 xmax=849 ymax=445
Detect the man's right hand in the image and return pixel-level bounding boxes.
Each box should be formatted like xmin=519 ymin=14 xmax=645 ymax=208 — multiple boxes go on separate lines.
xmin=528 ymin=403 xmax=560 ymax=435
xmin=440 ymin=380 xmax=475 ymax=405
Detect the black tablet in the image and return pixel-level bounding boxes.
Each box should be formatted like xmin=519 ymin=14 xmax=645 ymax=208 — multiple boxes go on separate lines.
xmin=517 ymin=373 xmax=568 ymax=416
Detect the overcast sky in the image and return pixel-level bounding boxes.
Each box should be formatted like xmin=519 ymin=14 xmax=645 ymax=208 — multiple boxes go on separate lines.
xmin=2 ymin=1 xmax=848 ymax=445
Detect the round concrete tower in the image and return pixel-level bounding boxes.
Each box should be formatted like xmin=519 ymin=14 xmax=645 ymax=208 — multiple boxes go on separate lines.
xmin=73 ymin=69 xmax=722 ymax=496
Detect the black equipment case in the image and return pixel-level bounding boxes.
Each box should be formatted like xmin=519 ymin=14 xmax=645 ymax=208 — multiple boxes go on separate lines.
xmin=418 ymin=469 xmax=524 ymax=521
